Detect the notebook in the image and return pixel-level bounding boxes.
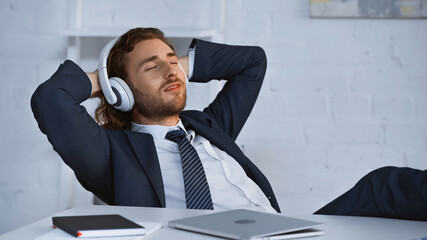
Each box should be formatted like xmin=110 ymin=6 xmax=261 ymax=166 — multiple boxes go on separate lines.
xmin=168 ymin=209 xmax=324 ymax=240
xmin=36 ymin=221 xmax=162 ymax=240
xmin=52 ymin=214 xmax=146 ymax=238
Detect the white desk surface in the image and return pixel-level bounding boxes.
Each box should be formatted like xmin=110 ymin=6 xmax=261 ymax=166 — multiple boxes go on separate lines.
xmin=1 ymin=205 xmax=427 ymax=240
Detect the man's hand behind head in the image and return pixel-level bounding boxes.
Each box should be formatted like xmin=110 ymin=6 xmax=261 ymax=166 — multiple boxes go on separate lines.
xmin=87 ymin=69 xmax=101 ymax=98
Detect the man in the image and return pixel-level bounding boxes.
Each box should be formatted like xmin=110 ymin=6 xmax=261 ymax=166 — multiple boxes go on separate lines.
xmin=31 ymin=27 xmax=280 ymax=213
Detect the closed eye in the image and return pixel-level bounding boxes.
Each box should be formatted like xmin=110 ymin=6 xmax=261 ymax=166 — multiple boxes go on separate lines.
xmin=146 ymin=65 xmax=157 ymax=71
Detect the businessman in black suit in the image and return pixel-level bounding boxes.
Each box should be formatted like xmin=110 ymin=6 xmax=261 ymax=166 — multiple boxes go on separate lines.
xmin=31 ymin=27 xmax=280 ymax=213
xmin=31 ymin=27 xmax=427 ymax=221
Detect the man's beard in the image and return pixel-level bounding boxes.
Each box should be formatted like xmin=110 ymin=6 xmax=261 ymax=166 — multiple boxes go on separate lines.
xmin=133 ymin=86 xmax=186 ymax=122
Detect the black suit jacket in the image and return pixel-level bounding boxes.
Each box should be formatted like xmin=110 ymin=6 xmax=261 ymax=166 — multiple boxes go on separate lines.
xmin=31 ymin=39 xmax=281 ymax=213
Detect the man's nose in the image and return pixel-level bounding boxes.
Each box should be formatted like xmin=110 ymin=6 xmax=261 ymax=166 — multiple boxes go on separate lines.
xmin=164 ymin=62 xmax=178 ymax=80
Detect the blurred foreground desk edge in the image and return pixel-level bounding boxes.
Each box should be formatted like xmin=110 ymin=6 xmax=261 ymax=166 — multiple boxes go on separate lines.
xmin=1 ymin=205 xmax=427 ymax=240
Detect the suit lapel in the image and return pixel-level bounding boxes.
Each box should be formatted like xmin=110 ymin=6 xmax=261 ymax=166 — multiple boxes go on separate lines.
xmin=120 ymin=112 xmax=253 ymax=209
xmin=124 ymin=131 xmax=165 ymax=207
xmin=181 ymin=113 xmax=247 ymax=165
xmin=181 ymin=112 xmax=255 ymax=178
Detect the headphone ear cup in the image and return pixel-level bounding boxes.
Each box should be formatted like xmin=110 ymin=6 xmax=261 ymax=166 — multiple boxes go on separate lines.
xmin=109 ymin=77 xmax=134 ymax=112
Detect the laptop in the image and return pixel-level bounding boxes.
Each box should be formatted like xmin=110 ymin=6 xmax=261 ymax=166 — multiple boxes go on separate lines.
xmin=168 ymin=209 xmax=324 ymax=240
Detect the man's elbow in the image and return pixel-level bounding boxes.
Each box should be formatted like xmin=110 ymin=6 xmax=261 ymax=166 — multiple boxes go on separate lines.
xmin=30 ymin=83 xmax=62 ymax=123
xmin=31 ymin=84 xmax=50 ymax=117
xmin=255 ymin=46 xmax=267 ymax=64
xmin=252 ymin=46 xmax=267 ymax=72
xmin=249 ymin=46 xmax=267 ymax=79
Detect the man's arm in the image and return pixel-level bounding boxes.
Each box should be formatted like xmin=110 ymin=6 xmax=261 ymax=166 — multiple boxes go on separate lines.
xmin=31 ymin=60 xmax=113 ymax=200
xmin=186 ymin=40 xmax=282 ymax=213
xmin=190 ymin=39 xmax=267 ymax=140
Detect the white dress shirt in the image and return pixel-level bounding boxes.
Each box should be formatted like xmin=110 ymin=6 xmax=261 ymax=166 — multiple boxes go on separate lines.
xmin=131 ymin=121 xmax=276 ymax=213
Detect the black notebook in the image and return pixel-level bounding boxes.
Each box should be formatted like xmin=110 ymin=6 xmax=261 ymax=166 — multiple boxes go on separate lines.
xmin=52 ymin=214 xmax=145 ymax=238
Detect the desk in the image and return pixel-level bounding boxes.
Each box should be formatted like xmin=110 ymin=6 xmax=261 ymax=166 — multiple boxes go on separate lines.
xmin=1 ymin=205 xmax=427 ymax=239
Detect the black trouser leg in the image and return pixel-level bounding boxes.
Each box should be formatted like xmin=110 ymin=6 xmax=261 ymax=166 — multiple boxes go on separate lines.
xmin=314 ymin=166 xmax=427 ymax=221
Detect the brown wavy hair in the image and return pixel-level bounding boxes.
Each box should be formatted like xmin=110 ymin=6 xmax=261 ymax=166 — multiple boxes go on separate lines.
xmin=94 ymin=27 xmax=175 ymax=130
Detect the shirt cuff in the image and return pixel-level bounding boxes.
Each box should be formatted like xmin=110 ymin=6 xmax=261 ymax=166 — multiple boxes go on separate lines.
xmin=188 ymin=46 xmax=196 ymax=80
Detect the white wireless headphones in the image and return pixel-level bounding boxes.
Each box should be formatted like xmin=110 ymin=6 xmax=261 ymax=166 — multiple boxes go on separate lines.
xmin=98 ymin=37 xmax=188 ymax=112
xmin=98 ymin=37 xmax=134 ymax=112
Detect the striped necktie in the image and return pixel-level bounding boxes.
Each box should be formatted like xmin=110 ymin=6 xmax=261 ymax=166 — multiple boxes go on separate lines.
xmin=165 ymin=129 xmax=214 ymax=210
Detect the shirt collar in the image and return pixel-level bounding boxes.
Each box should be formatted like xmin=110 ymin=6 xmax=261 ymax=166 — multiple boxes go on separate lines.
xmin=131 ymin=119 xmax=189 ymax=140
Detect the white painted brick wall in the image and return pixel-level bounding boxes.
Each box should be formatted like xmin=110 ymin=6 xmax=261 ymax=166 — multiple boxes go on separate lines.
xmin=1 ymin=0 xmax=427 ymax=234
xmin=226 ymin=0 xmax=427 ymax=214
xmin=0 ymin=0 xmax=70 ymax=233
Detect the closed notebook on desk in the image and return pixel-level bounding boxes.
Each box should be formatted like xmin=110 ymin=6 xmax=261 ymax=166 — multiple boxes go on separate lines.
xmin=168 ymin=209 xmax=324 ymax=240
xmin=52 ymin=214 xmax=145 ymax=238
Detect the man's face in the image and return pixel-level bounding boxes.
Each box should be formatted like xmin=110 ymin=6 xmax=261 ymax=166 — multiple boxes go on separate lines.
xmin=125 ymin=39 xmax=186 ymax=121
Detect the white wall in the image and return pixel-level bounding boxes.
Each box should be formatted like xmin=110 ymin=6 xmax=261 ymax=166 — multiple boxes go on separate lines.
xmin=1 ymin=0 xmax=426 ymax=234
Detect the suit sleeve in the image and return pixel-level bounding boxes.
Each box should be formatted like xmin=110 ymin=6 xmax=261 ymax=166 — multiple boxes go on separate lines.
xmin=31 ymin=60 xmax=113 ymax=200
xmin=190 ymin=39 xmax=267 ymax=140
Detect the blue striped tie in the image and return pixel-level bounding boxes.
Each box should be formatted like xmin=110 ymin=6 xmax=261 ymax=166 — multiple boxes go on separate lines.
xmin=166 ymin=129 xmax=214 ymax=210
